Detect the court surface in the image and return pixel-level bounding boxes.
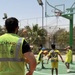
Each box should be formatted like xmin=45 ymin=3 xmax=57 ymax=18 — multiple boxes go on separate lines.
xmin=26 ymin=55 xmax=75 ymax=75
xmin=33 ymin=60 xmax=75 ymax=75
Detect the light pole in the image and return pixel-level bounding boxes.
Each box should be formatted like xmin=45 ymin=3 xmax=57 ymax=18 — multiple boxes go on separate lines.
xmin=37 ymin=0 xmax=45 ymax=69
xmin=37 ymin=0 xmax=44 ymax=29
xmin=3 ymin=13 xmax=7 ymax=20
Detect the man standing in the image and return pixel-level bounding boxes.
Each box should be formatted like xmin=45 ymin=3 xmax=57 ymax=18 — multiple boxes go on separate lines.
xmin=0 ymin=17 xmax=36 ymax=75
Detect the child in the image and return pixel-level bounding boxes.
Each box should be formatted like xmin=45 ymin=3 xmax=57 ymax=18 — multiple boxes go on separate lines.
xmin=48 ymin=44 xmax=64 ymax=75
xmin=64 ymin=46 xmax=72 ymax=72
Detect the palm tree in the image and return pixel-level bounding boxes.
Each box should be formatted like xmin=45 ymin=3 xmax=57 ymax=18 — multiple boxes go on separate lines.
xmin=18 ymin=24 xmax=47 ymax=53
xmin=25 ymin=24 xmax=47 ymax=46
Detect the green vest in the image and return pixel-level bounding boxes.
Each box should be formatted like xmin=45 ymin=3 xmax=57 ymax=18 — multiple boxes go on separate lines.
xmin=0 ymin=33 xmax=25 ymax=75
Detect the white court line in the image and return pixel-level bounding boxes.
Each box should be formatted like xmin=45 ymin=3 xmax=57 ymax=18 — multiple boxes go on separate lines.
xmin=34 ymin=71 xmax=75 ymax=75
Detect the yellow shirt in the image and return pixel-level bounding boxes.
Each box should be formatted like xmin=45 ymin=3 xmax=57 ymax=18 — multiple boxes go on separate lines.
xmin=65 ymin=49 xmax=72 ymax=63
xmin=36 ymin=50 xmax=43 ymax=63
xmin=49 ymin=50 xmax=60 ymax=62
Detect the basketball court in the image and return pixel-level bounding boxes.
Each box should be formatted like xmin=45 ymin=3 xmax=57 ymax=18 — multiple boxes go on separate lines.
xmin=25 ymin=58 xmax=75 ymax=75
xmin=25 ymin=55 xmax=75 ymax=75
xmin=34 ymin=61 xmax=75 ymax=75
xmin=26 ymin=0 xmax=75 ymax=75
xmin=33 ymin=0 xmax=75 ymax=75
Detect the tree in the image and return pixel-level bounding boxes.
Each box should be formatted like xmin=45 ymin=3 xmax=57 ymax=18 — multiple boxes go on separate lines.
xmin=53 ymin=28 xmax=69 ymax=49
xmin=25 ymin=24 xmax=47 ymax=46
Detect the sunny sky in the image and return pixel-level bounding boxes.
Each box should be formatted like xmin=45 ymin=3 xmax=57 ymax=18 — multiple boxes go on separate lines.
xmin=0 ymin=0 xmax=75 ymax=29
xmin=0 ymin=0 xmax=45 ymax=27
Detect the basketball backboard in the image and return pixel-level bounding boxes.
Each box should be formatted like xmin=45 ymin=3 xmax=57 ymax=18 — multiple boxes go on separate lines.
xmin=45 ymin=0 xmax=75 ymax=17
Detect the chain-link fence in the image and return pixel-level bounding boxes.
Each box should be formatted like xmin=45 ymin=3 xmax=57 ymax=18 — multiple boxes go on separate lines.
xmin=19 ymin=17 xmax=75 ymax=50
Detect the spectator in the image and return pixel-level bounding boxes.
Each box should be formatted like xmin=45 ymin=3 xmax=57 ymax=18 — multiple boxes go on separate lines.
xmin=0 ymin=17 xmax=36 ymax=75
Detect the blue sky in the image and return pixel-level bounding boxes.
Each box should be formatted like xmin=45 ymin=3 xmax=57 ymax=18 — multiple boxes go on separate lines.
xmin=0 ymin=0 xmax=45 ymax=26
xmin=0 ymin=0 xmax=44 ymax=18
xmin=0 ymin=0 xmax=75 ymax=29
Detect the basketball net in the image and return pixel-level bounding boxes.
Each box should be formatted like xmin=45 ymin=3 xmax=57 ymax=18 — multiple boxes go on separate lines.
xmin=55 ymin=12 xmax=62 ymax=17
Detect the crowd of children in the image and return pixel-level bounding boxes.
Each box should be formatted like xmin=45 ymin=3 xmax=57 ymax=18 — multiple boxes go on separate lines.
xmin=36 ymin=44 xmax=72 ymax=75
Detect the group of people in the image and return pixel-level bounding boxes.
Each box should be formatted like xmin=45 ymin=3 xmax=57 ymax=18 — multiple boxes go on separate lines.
xmin=46 ymin=44 xmax=72 ymax=75
xmin=0 ymin=17 xmax=72 ymax=75
xmin=35 ymin=43 xmax=72 ymax=75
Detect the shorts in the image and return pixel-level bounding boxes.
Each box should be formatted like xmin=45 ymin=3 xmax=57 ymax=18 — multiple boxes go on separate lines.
xmin=51 ymin=62 xmax=58 ymax=68
xmin=65 ymin=62 xmax=70 ymax=64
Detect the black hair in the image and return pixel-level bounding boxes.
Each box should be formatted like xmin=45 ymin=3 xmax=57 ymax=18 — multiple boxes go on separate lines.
xmin=5 ymin=17 xmax=18 ymax=33
xmin=38 ymin=44 xmax=43 ymax=51
xmin=51 ymin=44 xmax=55 ymax=49
xmin=40 ymin=44 xmax=43 ymax=48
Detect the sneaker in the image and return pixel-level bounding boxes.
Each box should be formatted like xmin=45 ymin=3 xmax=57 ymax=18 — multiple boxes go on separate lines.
xmin=67 ymin=69 xmax=70 ymax=73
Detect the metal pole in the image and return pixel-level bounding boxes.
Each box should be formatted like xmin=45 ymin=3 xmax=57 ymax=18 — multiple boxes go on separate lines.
xmin=41 ymin=4 xmax=45 ymax=69
xmin=37 ymin=0 xmax=45 ymax=69
xmin=42 ymin=5 xmax=44 ymax=29
xmin=70 ymin=14 xmax=73 ymax=64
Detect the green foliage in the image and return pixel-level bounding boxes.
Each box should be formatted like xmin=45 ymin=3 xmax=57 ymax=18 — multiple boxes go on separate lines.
xmin=53 ymin=28 xmax=69 ymax=48
xmin=0 ymin=26 xmax=6 ymax=35
xmin=1 ymin=24 xmax=75 ymax=53
xmin=18 ymin=24 xmax=48 ymax=53
xmin=25 ymin=24 xmax=47 ymax=45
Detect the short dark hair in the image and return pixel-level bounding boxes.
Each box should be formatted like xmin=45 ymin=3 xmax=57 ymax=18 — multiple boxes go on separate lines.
xmin=5 ymin=17 xmax=18 ymax=33
xmin=40 ymin=44 xmax=43 ymax=47
xmin=51 ymin=44 xmax=55 ymax=49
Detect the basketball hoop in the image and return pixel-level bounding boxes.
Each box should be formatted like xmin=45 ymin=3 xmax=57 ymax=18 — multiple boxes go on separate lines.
xmin=55 ymin=11 xmax=62 ymax=17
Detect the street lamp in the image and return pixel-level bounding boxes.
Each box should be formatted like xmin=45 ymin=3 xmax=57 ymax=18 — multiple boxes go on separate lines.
xmin=37 ymin=0 xmax=43 ymax=6
xmin=3 ymin=13 xmax=7 ymax=19
xmin=37 ymin=0 xmax=44 ymax=29
xmin=37 ymin=0 xmax=45 ymax=69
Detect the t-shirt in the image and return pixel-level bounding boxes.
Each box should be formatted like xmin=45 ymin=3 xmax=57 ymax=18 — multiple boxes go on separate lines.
xmin=22 ymin=40 xmax=31 ymax=54
xmin=65 ymin=49 xmax=72 ymax=63
xmin=49 ymin=49 xmax=60 ymax=62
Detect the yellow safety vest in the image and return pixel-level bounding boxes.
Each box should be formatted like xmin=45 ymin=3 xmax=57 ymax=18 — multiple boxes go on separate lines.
xmin=0 ymin=33 xmax=25 ymax=75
